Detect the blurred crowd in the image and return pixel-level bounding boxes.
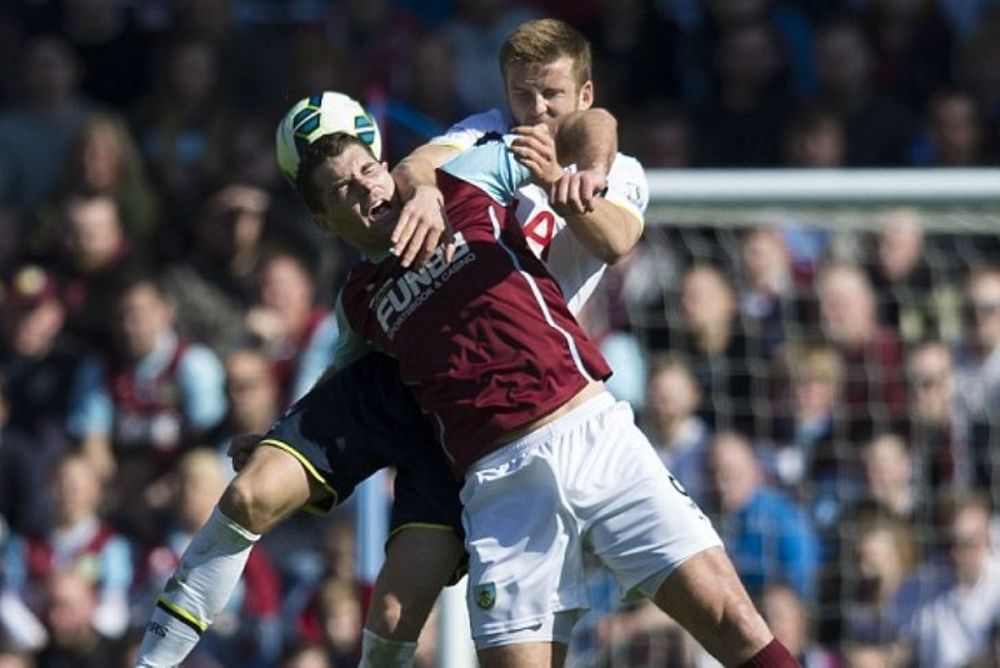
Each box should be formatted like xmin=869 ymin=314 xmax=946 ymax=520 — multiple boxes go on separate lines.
xmin=0 ymin=0 xmax=999 ymax=667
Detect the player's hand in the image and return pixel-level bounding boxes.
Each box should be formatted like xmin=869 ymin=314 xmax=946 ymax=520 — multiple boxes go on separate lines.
xmin=228 ymin=433 xmax=263 ymax=472
xmin=511 ymin=124 xmax=563 ymax=188
xmin=391 ymin=185 xmax=455 ymax=269
xmin=549 ymin=167 xmax=609 ymax=216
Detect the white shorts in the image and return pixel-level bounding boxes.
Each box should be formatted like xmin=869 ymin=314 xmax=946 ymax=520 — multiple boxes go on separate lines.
xmin=460 ymin=392 xmax=722 ymax=649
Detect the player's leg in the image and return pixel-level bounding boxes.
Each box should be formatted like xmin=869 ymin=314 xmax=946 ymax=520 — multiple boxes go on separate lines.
xmin=361 ymin=422 xmax=467 ymax=666
xmin=578 ymin=397 xmax=799 ymax=667
xmin=651 ymin=547 xmax=776 ymax=665
xmin=135 ymin=444 xmax=326 ymax=667
xmin=478 ymin=641 xmax=567 ymax=667
xmin=361 ymin=527 xmax=464 ymax=665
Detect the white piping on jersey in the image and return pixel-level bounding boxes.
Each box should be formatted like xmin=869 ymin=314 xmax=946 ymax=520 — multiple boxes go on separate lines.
xmin=432 ymin=411 xmax=453 ymax=463
xmin=488 ymin=205 xmax=596 ymax=384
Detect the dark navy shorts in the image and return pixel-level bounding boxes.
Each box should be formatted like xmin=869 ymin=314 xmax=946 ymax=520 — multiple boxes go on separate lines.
xmin=260 ymin=352 xmax=464 ymax=539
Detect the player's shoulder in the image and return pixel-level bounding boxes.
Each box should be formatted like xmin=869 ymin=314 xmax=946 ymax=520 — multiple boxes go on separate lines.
xmin=606 ymin=151 xmax=649 ymax=215
xmin=430 ymin=108 xmax=510 ymax=149
xmin=609 ymin=151 xmax=646 ymax=182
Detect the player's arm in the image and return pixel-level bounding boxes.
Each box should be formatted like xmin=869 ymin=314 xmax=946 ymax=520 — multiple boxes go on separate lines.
xmin=388 ymin=109 xmax=507 ymax=267
xmin=389 ymin=145 xmax=459 ymax=268
xmin=514 ymin=109 xmax=643 ymax=264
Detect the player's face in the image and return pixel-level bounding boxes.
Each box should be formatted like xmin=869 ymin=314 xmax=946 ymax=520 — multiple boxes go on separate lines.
xmin=505 ymin=56 xmax=593 ymax=130
xmin=310 ymin=143 xmax=399 ymax=254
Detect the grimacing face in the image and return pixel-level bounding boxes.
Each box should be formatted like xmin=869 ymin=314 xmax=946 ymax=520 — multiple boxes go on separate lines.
xmin=309 ymin=143 xmax=400 ymax=254
xmin=505 ymin=56 xmax=593 ymax=129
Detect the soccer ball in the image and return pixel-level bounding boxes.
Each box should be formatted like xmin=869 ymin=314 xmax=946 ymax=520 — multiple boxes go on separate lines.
xmin=276 ymin=91 xmax=382 ymax=184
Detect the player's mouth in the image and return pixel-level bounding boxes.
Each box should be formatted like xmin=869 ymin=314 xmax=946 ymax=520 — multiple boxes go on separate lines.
xmin=368 ymin=199 xmax=392 ymax=224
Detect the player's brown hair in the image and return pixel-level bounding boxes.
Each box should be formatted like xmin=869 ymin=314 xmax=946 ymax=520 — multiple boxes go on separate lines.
xmin=294 ymin=131 xmax=374 ymax=214
xmin=500 ymin=18 xmax=592 ymax=88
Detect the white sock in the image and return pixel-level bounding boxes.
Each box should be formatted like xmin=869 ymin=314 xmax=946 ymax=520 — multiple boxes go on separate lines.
xmin=134 ymin=507 xmax=259 ymax=667
xmin=359 ymin=628 xmax=418 ymax=667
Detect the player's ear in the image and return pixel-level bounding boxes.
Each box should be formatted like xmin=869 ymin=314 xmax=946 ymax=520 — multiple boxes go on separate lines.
xmin=578 ymin=80 xmax=594 ymax=110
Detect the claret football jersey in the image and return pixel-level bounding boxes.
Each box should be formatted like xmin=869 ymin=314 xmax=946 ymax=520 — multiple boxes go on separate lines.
xmin=336 ymin=135 xmax=612 ymax=472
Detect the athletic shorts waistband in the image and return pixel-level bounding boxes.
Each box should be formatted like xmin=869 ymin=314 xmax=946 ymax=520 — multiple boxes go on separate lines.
xmin=466 ymin=391 xmax=617 ymax=475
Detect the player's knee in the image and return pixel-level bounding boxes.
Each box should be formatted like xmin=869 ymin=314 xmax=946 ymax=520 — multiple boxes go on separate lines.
xmin=219 ymin=475 xmax=280 ymax=534
xmin=366 ymin=594 xmax=406 ymax=639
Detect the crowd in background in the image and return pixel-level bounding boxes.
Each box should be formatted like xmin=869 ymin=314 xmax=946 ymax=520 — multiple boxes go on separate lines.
xmin=0 ymin=0 xmax=999 ymax=666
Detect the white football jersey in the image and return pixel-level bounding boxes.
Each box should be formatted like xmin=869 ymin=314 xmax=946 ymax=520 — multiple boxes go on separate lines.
xmin=430 ymin=108 xmax=649 ymax=315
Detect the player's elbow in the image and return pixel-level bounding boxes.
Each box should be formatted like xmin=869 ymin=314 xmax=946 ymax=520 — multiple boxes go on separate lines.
xmin=602 ymin=222 xmax=642 ymax=265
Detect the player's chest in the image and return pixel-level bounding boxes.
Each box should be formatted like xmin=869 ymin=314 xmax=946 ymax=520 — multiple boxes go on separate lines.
xmin=515 ymin=186 xmax=568 ymax=261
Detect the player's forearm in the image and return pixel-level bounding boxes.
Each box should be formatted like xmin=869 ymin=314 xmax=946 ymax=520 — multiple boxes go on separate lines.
xmin=555 ymin=108 xmax=618 ymax=172
xmin=564 ymin=198 xmax=642 ymax=264
xmin=391 ymin=143 xmax=460 ymax=200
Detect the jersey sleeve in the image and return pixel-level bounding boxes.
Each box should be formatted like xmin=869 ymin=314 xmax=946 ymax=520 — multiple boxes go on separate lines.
xmin=427 ymin=109 xmax=509 ymax=152
xmin=439 ymin=134 xmax=531 ymax=205
xmin=332 ymin=296 xmax=374 ymax=369
xmin=604 ymin=153 xmax=649 ymax=228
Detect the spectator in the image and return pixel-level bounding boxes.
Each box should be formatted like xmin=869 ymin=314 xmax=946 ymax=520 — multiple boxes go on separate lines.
xmin=52 ymin=193 xmax=145 ymax=348
xmin=0 ymin=265 xmax=78 ymax=471
xmin=912 ymin=89 xmax=987 ymax=166
xmin=315 ymin=578 xmax=362 ymax=666
xmin=66 ymin=274 xmax=226 ymax=533
xmin=857 ymin=434 xmax=922 ymax=524
xmin=438 ymin=0 xmax=538 ymax=112
xmin=695 ymin=20 xmax=792 ymax=167
xmin=133 ymin=38 xmax=231 ymax=229
xmin=770 ymin=344 xmax=852 ymax=543
xmin=586 ymin=0 xmax=681 ymax=108
xmin=955 ymin=266 xmax=1000 ymax=492
xmin=842 ymin=519 xmax=918 ymax=645
xmin=244 ymin=250 xmax=337 ymax=407
xmin=35 ymin=570 xmax=125 ymax=668
xmin=868 ymin=208 xmax=961 ymax=344
xmin=960 ymin=12 xmax=1000 ymax=160
xmin=50 ymin=112 xmax=158 ymax=245
xmin=2 ymin=453 xmax=133 ymax=641
xmin=738 ymin=226 xmax=799 ymax=356
xmin=393 ymin=35 xmax=462 ymax=157
xmin=782 ymin=103 xmax=845 ymax=168
xmin=56 ymin=0 xmax=153 ymax=109
xmin=161 ymin=184 xmax=271 ymax=352
xmin=641 ymin=356 xmax=712 ymax=506
xmin=907 ymin=341 xmax=969 ymax=492
xmin=134 ymin=449 xmax=281 ymax=668
xmin=814 ymin=18 xmax=918 ymax=165
xmin=0 ymin=35 xmax=91 ymax=212
xmin=816 ymin=262 xmax=907 ymax=441
xmin=707 ymin=432 xmax=820 ymax=600
xmin=759 ymin=582 xmax=837 ymax=668
xmin=0 ymin=372 xmax=42 ymax=537
xmin=323 ymin=0 xmax=426 ymax=107
xmin=860 ymin=0 xmax=955 ymax=107
xmin=778 ymin=104 xmax=841 ymax=280
xmin=209 ymin=345 xmax=282 ymax=452
xmin=897 ymin=494 xmax=1000 ymax=667
xmin=622 ymin=102 xmax=692 ymax=169
xmin=669 ymin=264 xmax=762 ymax=435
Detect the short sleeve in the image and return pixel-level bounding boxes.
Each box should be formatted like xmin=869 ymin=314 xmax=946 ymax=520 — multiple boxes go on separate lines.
xmin=427 ymin=109 xmax=509 ymax=152
xmin=439 ymin=135 xmax=531 ymax=205
xmin=66 ymin=354 xmax=113 ymax=438
xmin=604 ymin=153 xmax=649 ymax=226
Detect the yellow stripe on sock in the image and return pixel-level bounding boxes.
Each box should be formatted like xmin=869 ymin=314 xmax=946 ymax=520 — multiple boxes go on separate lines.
xmin=156 ymin=597 xmax=209 ymax=633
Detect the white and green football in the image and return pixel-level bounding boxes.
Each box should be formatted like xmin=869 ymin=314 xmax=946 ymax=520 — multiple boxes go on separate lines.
xmin=276 ymin=91 xmax=382 ymax=184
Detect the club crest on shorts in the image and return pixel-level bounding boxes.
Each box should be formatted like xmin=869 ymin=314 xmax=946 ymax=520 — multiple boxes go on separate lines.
xmin=474 ymin=582 xmax=496 ymax=610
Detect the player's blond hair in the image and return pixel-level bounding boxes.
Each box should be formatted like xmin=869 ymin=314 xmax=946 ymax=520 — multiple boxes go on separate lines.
xmin=500 ymin=18 xmax=592 ymax=88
